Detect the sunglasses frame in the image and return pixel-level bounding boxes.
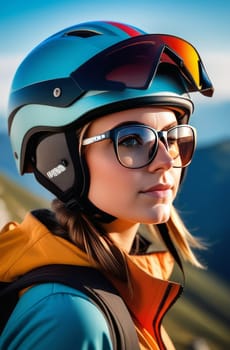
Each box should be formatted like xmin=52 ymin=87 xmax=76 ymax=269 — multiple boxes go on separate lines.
xmin=82 ymin=123 xmax=197 ymax=169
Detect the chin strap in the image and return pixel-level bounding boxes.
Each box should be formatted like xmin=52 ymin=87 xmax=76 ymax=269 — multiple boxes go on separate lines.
xmin=65 ymin=196 xmax=116 ymax=224
xmin=157 ymin=223 xmax=185 ymax=286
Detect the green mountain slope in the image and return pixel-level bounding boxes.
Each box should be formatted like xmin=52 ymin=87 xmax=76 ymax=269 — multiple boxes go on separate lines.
xmin=164 ymin=264 xmax=230 ymax=349
xmin=0 ymin=173 xmax=49 ymax=224
xmin=0 ymin=172 xmax=229 ymax=349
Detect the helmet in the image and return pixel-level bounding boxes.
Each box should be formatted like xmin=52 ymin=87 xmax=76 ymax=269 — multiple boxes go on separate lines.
xmin=8 ymin=21 xmax=213 ymax=221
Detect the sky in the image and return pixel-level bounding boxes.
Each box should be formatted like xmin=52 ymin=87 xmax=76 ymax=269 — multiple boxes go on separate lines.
xmin=0 ymin=0 xmax=230 ymax=137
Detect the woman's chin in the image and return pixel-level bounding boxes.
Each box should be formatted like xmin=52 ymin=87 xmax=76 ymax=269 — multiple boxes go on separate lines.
xmin=140 ymin=204 xmax=171 ymax=224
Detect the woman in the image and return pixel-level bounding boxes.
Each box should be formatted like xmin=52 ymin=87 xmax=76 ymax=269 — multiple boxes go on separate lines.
xmin=0 ymin=21 xmax=213 ymax=349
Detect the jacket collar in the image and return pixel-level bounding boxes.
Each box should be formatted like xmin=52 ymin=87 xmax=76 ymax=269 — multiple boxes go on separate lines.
xmin=110 ymin=252 xmax=183 ymax=345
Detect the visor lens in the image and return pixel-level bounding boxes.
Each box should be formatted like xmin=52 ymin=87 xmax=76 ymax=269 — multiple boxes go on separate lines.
xmin=115 ymin=124 xmax=195 ymax=168
xmin=73 ymin=34 xmax=213 ymax=96
xmin=157 ymin=35 xmax=203 ymax=92
xmin=105 ymin=43 xmax=160 ymax=89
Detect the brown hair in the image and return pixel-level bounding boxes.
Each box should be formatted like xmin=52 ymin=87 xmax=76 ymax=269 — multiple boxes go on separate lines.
xmin=46 ymin=198 xmax=205 ymax=284
xmin=51 ymin=199 xmax=129 ymax=281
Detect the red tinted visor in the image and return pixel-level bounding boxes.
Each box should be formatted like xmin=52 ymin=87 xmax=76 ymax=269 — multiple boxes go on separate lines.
xmin=72 ymin=34 xmax=214 ymax=97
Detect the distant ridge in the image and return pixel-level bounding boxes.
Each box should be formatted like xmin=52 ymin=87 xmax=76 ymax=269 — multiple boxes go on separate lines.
xmin=175 ymin=140 xmax=230 ymax=280
xmin=0 ymin=130 xmax=53 ymax=199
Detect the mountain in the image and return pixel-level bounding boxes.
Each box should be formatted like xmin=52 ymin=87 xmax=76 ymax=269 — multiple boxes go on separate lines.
xmin=164 ymin=263 xmax=230 ymax=350
xmin=0 ymin=173 xmax=49 ymax=226
xmin=175 ymin=141 xmax=230 ymax=280
xmin=0 ymin=130 xmax=53 ymax=200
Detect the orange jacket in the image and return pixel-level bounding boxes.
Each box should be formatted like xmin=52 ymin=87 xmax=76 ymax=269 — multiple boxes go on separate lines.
xmin=0 ymin=213 xmax=182 ymax=349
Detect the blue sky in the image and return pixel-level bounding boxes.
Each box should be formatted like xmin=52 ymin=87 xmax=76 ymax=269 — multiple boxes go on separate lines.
xmin=0 ymin=0 xmax=230 ymax=138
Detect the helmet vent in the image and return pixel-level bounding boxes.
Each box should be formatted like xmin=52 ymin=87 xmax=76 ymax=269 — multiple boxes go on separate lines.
xmin=65 ymin=30 xmax=101 ymax=38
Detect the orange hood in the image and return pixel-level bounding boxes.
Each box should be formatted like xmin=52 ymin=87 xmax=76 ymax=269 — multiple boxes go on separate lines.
xmin=0 ymin=212 xmax=93 ymax=282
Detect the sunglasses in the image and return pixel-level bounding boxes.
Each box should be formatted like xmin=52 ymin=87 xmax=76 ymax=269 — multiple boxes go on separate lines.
xmin=9 ymin=34 xmax=213 ymax=120
xmin=82 ymin=123 xmax=196 ymax=169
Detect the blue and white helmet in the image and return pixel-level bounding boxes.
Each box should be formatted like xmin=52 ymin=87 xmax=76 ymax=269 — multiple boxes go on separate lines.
xmin=8 ymin=21 xmax=213 ymax=220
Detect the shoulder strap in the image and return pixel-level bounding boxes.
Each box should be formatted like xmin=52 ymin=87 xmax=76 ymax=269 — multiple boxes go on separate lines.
xmin=0 ymin=265 xmax=140 ymax=350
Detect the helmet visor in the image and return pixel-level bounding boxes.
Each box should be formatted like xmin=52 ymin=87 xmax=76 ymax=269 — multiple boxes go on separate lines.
xmin=73 ymin=34 xmax=214 ymax=97
xmin=9 ymin=33 xmax=213 ymax=123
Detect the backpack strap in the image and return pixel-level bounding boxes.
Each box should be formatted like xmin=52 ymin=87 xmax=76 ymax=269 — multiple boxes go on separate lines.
xmin=0 ymin=264 xmax=140 ymax=350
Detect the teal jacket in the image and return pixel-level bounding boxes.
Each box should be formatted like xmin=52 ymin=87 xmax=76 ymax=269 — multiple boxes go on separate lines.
xmin=0 ymin=282 xmax=112 ymax=349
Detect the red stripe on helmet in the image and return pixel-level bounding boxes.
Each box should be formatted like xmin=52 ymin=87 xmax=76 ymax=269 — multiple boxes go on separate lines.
xmin=106 ymin=21 xmax=141 ymax=37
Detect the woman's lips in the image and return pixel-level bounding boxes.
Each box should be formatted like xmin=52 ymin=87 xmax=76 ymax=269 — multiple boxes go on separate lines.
xmin=140 ymin=184 xmax=173 ymax=198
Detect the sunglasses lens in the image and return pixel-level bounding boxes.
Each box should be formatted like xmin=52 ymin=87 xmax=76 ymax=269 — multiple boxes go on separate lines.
xmin=115 ymin=125 xmax=195 ymax=169
xmin=167 ymin=125 xmax=195 ymax=167
xmin=116 ymin=126 xmax=157 ymax=168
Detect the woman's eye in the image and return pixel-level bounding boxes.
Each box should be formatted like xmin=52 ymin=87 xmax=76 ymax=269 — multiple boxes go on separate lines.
xmin=168 ymin=137 xmax=177 ymax=146
xmin=119 ymin=135 xmax=142 ymax=147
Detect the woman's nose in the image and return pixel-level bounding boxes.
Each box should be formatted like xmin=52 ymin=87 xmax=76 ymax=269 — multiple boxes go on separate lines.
xmin=147 ymin=139 xmax=173 ymax=172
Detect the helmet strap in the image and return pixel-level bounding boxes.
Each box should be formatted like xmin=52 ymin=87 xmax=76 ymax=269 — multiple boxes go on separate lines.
xmin=65 ymin=196 xmax=116 ymax=223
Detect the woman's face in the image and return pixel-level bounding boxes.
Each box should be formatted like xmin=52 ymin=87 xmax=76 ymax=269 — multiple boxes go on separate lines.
xmin=84 ymin=107 xmax=182 ymax=225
